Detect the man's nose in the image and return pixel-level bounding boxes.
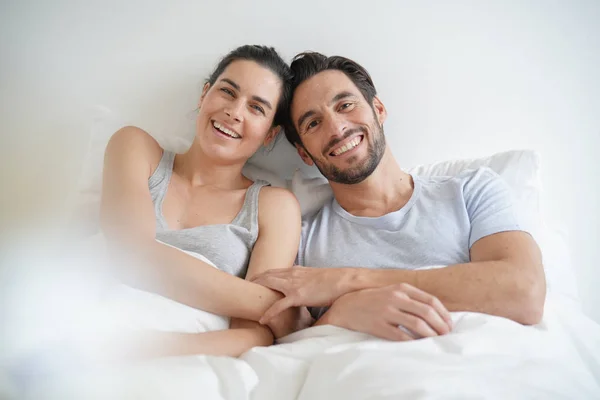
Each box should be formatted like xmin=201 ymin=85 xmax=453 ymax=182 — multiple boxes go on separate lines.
xmin=324 ymin=113 xmax=348 ymax=138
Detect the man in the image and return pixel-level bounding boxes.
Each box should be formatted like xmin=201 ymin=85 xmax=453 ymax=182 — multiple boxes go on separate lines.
xmin=252 ymin=52 xmax=546 ymax=341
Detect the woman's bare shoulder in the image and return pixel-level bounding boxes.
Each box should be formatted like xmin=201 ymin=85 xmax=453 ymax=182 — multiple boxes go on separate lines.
xmin=105 ymin=126 xmax=164 ymax=172
xmin=258 ymin=186 xmax=301 ymax=223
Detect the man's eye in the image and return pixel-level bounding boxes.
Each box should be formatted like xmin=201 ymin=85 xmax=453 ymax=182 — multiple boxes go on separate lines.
xmin=220 ymin=88 xmax=234 ymax=96
xmin=340 ymin=103 xmax=353 ymax=110
xmin=307 ymin=120 xmax=319 ymax=130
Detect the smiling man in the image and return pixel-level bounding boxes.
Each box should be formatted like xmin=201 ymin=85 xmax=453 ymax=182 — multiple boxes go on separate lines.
xmin=252 ymin=52 xmax=546 ymax=341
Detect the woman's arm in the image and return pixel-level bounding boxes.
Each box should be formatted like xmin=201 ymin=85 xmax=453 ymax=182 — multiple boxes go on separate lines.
xmin=131 ymin=325 xmax=273 ymax=359
xmin=230 ymin=187 xmax=312 ymax=339
xmin=100 ymin=126 xmax=283 ymax=321
xmin=96 ymin=319 xmax=272 ymax=361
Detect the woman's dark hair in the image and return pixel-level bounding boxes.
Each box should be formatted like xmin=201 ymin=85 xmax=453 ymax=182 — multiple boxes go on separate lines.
xmin=206 ymin=45 xmax=292 ymax=127
xmin=283 ymin=52 xmax=377 ymax=146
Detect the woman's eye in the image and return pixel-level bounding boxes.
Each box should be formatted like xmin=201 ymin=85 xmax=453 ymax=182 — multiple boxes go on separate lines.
xmin=251 ymin=104 xmax=265 ymax=114
xmin=220 ymin=88 xmax=234 ymax=96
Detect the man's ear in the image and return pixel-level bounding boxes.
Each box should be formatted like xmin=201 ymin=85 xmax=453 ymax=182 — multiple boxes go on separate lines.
xmin=372 ymin=96 xmax=387 ymax=127
xmin=198 ymin=82 xmax=210 ymax=108
xmin=263 ymin=126 xmax=281 ymax=147
xmin=295 ymin=143 xmax=314 ymax=166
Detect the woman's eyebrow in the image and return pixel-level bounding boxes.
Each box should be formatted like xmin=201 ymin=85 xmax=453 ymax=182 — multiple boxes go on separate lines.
xmin=219 ymin=78 xmax=272 ymax=109
xmin=252 ymin=96 xmax=272 ymax=110
xmin=219 ymin=78 xmax=240 ymax=90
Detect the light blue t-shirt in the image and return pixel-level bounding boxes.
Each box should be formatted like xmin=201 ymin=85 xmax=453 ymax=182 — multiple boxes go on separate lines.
xmin=297 ymin=167 xmax=527 ymax=319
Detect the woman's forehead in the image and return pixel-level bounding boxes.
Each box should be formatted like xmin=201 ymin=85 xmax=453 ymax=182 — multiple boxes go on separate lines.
xmin=218 ymin=60 xmax=281 ymax=96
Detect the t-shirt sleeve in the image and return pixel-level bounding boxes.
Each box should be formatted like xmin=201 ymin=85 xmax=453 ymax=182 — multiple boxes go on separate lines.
xmin=463 ymin=167 xmax=525 ymax=248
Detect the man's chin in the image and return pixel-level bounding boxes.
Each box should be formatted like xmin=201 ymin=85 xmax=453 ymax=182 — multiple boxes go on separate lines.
xmin=323 ymin=168 xmax=372 ymax=185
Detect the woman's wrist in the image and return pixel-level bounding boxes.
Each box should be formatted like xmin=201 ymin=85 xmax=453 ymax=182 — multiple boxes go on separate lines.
xmin=245 ymin=283 xmax=283 ymax=321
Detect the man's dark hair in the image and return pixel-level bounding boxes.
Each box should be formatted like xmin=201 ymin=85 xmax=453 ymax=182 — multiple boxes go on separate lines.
xmin=206 ymin=45 xmax=292 ymax=127
xmin=283 ymin=52 xmax=378 ymax=146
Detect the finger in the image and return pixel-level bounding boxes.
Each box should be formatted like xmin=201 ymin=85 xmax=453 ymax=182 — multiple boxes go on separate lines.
xmin=259 ymin=296 xmax=296 ymax=324
xmin=249 ymin=269 xmax=287 ymax=282
xmin=393 ymin=295 xmax=450 ymax=335
xmin=395 ymin=284 xmax=452 ymax=331
xmin=375 ymin=322 xmax=415 ymax=342
xmin=251 ymin=275 xmax=289 ymax=293
xmin=387 ymin=309 xmax=438 ymax=338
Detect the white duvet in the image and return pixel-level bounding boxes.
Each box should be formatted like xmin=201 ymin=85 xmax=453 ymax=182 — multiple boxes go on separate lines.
xmin=8 ymin=245 xmax=600 ymax=400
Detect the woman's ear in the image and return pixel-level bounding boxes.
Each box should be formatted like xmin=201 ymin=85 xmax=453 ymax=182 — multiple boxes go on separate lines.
xmin=199 ymin=82 xmax=211 ymax=108
xmin=263 ymin=126 xmax=281 ymax=147
xmin=295 ymin=143 xmax=314 ymax=166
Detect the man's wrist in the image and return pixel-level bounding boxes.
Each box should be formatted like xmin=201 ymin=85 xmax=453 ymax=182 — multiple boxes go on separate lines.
xmin=339 ymin=267 xmax=369 ymax=295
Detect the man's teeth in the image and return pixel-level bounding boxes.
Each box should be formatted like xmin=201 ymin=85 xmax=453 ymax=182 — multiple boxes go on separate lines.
xmin=213 ymin=121 xmax=240 ymax=138
xmin=332 ymin=137 xmax=362 ymax=156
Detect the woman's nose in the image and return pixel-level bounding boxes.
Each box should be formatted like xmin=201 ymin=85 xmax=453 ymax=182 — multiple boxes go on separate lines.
xmin=224 ymin=101 xmax=244 ymax=123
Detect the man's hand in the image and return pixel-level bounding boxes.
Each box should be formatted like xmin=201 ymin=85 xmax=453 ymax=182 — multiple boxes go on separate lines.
xmin=316 ymin=283 xmax=453 ymax=341
xmin=250 ymin=267 xmax=349 ymax=324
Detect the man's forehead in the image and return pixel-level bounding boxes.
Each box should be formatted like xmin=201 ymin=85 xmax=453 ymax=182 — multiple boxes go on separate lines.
xmin=292 ymin=70 xmax=359 ymax=113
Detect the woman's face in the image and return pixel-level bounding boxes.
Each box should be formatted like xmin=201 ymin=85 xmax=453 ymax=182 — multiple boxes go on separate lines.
xmin=196 ymin=60 xmax=282 ymax=164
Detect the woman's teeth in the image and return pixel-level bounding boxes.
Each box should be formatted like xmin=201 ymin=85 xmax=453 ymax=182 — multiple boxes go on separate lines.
xmin=332 ymin=136 xmax=362 ymax=156
xmin=213 ymin=121 xmax=240 ymax=138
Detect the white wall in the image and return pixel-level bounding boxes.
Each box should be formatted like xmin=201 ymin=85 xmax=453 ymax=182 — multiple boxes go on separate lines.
xmin=2 ymin=0 xmax=599 ymax=320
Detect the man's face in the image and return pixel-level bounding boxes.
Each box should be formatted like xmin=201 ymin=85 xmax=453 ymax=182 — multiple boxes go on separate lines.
xmin=290 ymin=70 xmax=387 ymax=184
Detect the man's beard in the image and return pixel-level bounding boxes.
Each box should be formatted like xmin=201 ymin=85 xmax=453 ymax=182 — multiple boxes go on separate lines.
xmin=306 ymin=119 xmax=386 ymax=185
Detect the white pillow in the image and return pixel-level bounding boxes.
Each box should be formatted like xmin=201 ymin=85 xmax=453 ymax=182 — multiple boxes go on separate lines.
xmin=291 ymin=150 xmax=540 ymax=220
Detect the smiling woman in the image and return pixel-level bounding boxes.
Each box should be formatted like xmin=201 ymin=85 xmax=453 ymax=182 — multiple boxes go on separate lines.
xmin=98 ymin=45 xmax=311 ymax=358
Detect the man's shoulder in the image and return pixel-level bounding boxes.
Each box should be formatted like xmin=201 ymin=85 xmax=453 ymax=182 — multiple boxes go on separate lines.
xmin=414 ymin=166 xmax=500 ymax=191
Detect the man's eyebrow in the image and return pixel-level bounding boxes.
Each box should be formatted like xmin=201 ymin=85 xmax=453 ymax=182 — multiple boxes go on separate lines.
xmin=252 ymin=95 xmax=272 ymax=110
xmin=297 ymin=110 xmax=316 ymax=130
xmin=219 ymin=78 xmax=240 ymax=91
xmin=330 ymin=91 xmax=355 ymax=105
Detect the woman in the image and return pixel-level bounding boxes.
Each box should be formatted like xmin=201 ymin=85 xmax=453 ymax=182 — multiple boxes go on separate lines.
xmin=100 ymin=45 xmax=308 ymax=358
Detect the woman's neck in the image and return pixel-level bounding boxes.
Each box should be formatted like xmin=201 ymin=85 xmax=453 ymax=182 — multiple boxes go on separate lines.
xmin=173 ymin=139 xmax=248 ymax=189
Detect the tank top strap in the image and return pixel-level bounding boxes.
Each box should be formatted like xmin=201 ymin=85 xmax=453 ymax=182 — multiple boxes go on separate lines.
xmin=148 ymin=150 xmax=176 ymax=230
xmin=232 ymin=179 xmax=271 ymax=241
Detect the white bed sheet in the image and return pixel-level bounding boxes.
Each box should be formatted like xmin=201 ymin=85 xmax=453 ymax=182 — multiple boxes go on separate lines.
xmin=4 ymin=235 xmax=599 ymax=400
xmin=9 ymin=292 xmax=599 ymax=400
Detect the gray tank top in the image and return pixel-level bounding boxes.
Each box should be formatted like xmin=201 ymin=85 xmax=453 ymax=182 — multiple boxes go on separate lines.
xmin=148 ymin=150 xmax=269 ymax=278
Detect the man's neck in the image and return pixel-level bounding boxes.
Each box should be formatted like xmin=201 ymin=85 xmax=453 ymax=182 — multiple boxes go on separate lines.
xmin=330 ymin=147 xmax=414 ymax=217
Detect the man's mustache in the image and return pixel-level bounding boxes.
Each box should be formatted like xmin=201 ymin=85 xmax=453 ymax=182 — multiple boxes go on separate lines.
xmin=323 ymin=127 xmax=367 ymax=155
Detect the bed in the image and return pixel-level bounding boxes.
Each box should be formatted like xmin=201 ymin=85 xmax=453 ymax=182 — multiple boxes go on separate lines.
xmin=2 ymin=113 xmax=599 ymax=399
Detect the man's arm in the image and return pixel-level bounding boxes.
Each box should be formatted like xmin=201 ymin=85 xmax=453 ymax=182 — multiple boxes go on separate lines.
xmin=342 ymin=231 xmax=545 ymax=324
xmin=253 ymin=230 xmax=545 ymax=325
